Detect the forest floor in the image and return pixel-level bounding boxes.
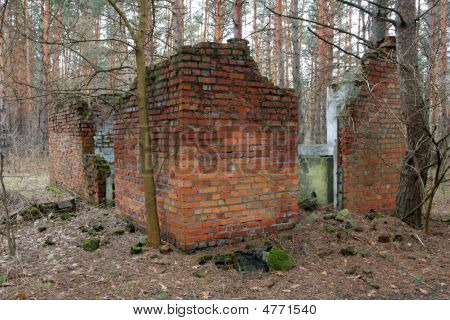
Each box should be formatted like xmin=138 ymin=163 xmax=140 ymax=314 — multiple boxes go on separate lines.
xmin=0 ymin=168 xmax=449 ymax=300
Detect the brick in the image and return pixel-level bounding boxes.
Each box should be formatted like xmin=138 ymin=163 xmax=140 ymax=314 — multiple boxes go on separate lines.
xmin=53 ymin=40 xmax=300 ymax=251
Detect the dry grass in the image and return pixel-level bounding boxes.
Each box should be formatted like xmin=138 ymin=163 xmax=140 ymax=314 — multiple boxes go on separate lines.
xmin=0 ymin=170 xmax=448 ymax=300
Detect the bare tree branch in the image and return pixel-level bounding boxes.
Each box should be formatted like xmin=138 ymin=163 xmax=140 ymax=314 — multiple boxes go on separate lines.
xmin=307 ymin=27 xmax=361 ymax=60
xmin=337 ymin=0 xmax=397 ymax=26
xmin=265 ymin=5 xmax=371 ymax=45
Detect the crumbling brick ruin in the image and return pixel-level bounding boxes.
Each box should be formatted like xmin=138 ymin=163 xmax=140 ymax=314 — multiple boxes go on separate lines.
xmin=336 ymin=37 xmax=406 ymax=213
xmin=48 ymin=97 xmax=115 ymax=205
xmin=48 ymin=37 xmax=406 ymax=250
xmin=114 ymin=39 xmax=299 ymax=250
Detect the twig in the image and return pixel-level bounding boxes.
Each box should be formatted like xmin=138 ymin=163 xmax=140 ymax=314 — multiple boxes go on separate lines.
xmin=413 ymin=233 xmax=427 ymax=250
xmin=337 ymin=0 xmax=397 ymax=26
xmin=415 ymin=0 xmax=440 ymax=22
xmin=365 ymin=0 xmax=405 ymax=25
xmin=265 ymin=5 xmax=370 ymax=45
xmin=0 ymin=152 xmax=16 ymax=256
xmin=307 ymin=27 xmax=361 ymax=60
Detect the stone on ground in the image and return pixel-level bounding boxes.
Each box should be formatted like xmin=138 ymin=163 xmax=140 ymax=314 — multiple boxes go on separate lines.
xmin=263 ymin=247 xmax=295 ymax=271
xmin=83 ymin=238 xmax=100 ymax=252
xmin=340 ymin=246 xmax=358 ymax=256
xmin=378 ymin=234 xmax=391 ymax=243
xmin=130 ymin=246 xmax=143 ymax=254
xmin=159 ymin=244 xmax=172 ymax=254
xmin=335 ymin=209 xmax=350 ymax=222
xmin=233 ymin=250 xmax=267 ymax=273
xmin=324 ymin=225 xmax=336 ymax=233
xmin=214 ymin=253 xmax=233 ymax=269
xmin=198 ymin=255 xmax=213 ymax=265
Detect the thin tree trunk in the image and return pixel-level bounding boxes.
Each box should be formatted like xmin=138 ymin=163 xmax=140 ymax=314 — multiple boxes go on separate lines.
xmin=284 ymin=9 xmax=290 ymax=86
xmin=214 ymin=0 xmax=225 ymax=42
xmin=438 ymin=0 xmax=448 ymax=139
xmin=0 ymin=153 xmax=16 ymax=256
xmin=107 ymin=0 xmax=162 ymax=246
xmin=370 ymin=0 xmax=388 ymax=45
xmin=136 ymin=0 xmax=161 ymax=246
xmin=290 ymin=0 xmax=304 ymax=143
xmin=252 ymin=0 xmax=260 ymax=66
xmin=233 ymin=0 xmax=243 ymax=39
xmin=265 ymin=14 xmax=272 ymax=80
xmin=395 ymin=0 xmax=430 ymax=228
xmin=41 ymin=0 xmax=50 ymax=144
xmin=202 ymin=0 xmax=209 ymax=41
xmin=173 ymin=0 xmax=184 ymax=50
xmin=0 ymin=0 xmax=6 ymax=145
xmin=275 ymin=0 xmax=284 ymax=87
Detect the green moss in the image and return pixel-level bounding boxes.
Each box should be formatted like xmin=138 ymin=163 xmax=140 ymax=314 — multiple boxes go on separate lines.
xmin=83 ymin=238 xmax=100 ymax=252
xmin=130 ymin=246 xmax=143 ymax=254
xmin=79 ymin=225 xmax=90 ymax=233
xmin=214 ymin=253 xmax=233 ymax=267
xmin=46 ymin=185 xmax=64 ymax=195
xmin=265 ymin=247 xmax=295 ymax=271
xmin=335 ymin=209 xmax=350 ymax=222
xmin=324 ymin=225 xmax=336 ymax=233
xmin=21 ymin=204 xmax=44 ymax=220
xmin=60 ymin=212 xmax=73 ymax=221
xmin=198 ymin=255 xmax=213 ymax=265
xmin=156 ymin=290 xmax=167 ymax=300
xmin=126 ymin=222 xmax=136 ymax=233
xmin=192 ymin=271 xmax=205 ymax=278
xmin=298 ymin=213 xmax=319 ymax=226
xmin=279 ymin=234 xmax=293 ymax=240
xmin=112 ymin=229 xmax=125 ymax=236
xmin=44 ymin=238 xmax=55 ymax=246
xmin=340 ymin=246 xmax=358 ymax=256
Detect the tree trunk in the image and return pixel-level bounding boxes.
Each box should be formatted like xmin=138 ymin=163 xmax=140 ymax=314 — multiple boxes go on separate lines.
xmin=395 ymin=0 xmax=431 ymax=228
xmin=265 ymin=14 xmax=272 ymax=80
xmin=136 ymin=0 xmax=161 ymax=246
xmin=252 ymin=0 xmax=260 ymax=66
xmin=370 ymin=0 xmax=388 ymax=45
xmin=107 ymin=0 xmax=162 ymax=246
xmin=0 ymin=153 xmax=16 ymax=256
xmin=214 ymin=0 xmax=225 ymax=42
xmin=172 ymin=0 xmax=184 ymax=50
xmin=41 ymin=0 xmax=51 ymax=146
xmin=202 ymin=0 xmax=209 ymax=41
xmin=290 ymin=0 xmax=305 ymax=143
xmin=233 ymin=0 xmax=243 ymax=39
xmin=438 ymin=0 xmax=448 ymax=140
xmin=0 ymin=0 xmax=6 ymax=145
xmin=275 ymin=0 xmax=284 ymax=87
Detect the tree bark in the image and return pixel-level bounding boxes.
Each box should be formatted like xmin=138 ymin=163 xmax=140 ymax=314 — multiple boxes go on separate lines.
xmin=290 ymin=0 xmax=305 ymax=143
xmin=107 ymin=0 xmax=161 ymax=246
xmin=370 ymin=0 xmax=388 ymax=45
xmin=214 ymin=0 xmax=225 ymax=42
xmin=40 ymin=0 xmax=50 ymax=145
xmin=252 ymin=0 xmax=260 ymax=66
xmin=395 ymin=0 xmax=431 ymax=228
xmin=136 ymin=0 xmax=161 ymax=246
xmin=172 ymin=0 xmax=184 ymax=50
xmin=275 ymin=0 xmax=284 ymax=87
xmin=233 ymin=0 xmax=243 ymax=39
xmin=438 ymin=0 xmax=448 ymax=140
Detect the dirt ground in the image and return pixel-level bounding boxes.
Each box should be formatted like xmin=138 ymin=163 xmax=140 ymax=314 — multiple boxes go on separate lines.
xmin=0 ymin=170 xmax=449 ymax=300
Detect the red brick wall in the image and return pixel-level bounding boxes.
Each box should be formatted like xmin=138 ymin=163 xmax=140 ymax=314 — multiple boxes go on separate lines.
xmin=48 ymin=102 xmax=111 ymax=205
xmin=338 ymin=43 xmax=406 ymax=213
xmin=114 ymin=39 xmax=299 ymax=250
xmin=49 ymin=103 xmax=95 ymax=196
